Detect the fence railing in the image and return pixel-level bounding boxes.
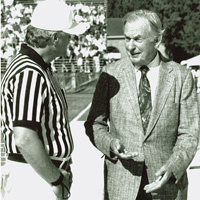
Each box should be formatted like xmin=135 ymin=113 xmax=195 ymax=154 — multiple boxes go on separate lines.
xmin=1 ymin=58 xmax=103 ymax=93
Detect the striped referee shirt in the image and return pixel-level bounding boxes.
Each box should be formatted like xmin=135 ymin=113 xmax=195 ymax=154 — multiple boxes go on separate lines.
xmin=1 ymin=44 xmax=74 ymax=159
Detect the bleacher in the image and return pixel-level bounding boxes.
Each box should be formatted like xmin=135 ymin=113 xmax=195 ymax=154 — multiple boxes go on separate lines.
xmin=1 ymin=0 xmax=107 ymax=86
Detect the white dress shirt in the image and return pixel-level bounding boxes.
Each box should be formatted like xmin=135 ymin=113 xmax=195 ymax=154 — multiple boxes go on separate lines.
xmin=135 ymin=53 xmax=160 ymax=105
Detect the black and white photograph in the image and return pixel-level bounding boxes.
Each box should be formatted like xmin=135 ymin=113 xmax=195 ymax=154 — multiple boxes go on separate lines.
xmin=1 ymin=0 xmax=200 ymax=199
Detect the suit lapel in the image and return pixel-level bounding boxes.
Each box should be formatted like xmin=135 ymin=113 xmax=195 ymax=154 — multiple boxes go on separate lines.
xmin=144 ymin=61 xmax=174 ymax=140
xmin=122 ymin=58 xmax=144 ymax=129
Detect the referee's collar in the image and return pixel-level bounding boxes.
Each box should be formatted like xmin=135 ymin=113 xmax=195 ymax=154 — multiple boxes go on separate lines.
xmin=20 ymin=43 xmax=51 ymax=71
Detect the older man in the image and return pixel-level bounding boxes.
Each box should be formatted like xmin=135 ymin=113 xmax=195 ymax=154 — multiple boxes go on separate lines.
xmin=1 ymin=0 xmax=88 ymax=199
xmin=85 ymin=10 xmax=199 ymax=200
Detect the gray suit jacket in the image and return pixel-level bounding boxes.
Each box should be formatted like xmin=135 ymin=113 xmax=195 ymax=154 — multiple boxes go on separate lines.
xmin=85 ymin=54 xmax=200 ymax=200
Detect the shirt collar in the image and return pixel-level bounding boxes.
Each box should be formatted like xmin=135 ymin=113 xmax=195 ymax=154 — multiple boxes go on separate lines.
xmin=147 ymin=52 xmax=160 ymax=69
xmin=19 ymin=43 xmax=51 ymax=71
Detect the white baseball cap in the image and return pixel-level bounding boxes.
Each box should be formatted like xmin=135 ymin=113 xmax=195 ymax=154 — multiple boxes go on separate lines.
xmin=30 ymin=0 xmax=89 ymax=35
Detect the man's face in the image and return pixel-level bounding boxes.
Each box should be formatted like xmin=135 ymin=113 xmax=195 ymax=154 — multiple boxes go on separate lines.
xmin=56 ymin=32 xmax=70 ymax=56
xmin=124 ymin=18 xmax=157 ymax=67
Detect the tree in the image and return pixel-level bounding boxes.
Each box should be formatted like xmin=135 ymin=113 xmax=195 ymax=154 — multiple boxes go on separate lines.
xmin=153 ymin=0 xmax=200 ymax=62
xmin=107 ymin=0 xmax=152 ymax=18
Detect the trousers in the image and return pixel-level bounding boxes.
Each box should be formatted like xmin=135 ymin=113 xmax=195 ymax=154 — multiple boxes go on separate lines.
xmin=136 ymin=165 xmax=152 ymax=200
xmin=1 ymin=160 xmax=70 ymax=200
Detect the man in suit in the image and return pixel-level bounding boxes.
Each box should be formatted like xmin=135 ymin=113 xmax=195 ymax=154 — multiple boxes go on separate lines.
xmin=84 ymin=10 xmax=199 ymax=200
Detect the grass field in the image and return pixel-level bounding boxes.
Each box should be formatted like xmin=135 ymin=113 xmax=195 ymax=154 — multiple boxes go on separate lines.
xmin=65 ymin=75 xmax=98 ymax=121
xmin=66 ymin=93 xmax=93 ymax=121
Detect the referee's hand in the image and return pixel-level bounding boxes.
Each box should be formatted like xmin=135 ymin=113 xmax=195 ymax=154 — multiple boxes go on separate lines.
xmin=52 ymin=170 xmax=72 ymax=200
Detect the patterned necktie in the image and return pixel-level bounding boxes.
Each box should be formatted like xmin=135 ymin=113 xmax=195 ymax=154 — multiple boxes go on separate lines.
xmin=138 ymin=66 xmax=152 ymax=133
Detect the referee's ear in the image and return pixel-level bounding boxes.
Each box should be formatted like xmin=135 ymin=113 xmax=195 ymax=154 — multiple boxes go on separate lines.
xmin=52 ymin=32 xmax=60 ymax=45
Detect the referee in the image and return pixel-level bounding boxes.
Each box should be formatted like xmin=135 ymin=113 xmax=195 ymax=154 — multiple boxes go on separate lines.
xmin=1 ymin=0 xmax=88 ymax=199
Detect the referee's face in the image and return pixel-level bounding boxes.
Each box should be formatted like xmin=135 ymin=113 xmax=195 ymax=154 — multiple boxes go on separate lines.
xmin=55 ymin=32 xmax=70 ymax=56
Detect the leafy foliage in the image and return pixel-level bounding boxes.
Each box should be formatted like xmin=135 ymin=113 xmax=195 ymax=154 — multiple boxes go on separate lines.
xmin=107 ymin=0 xmax=152 ymax=18
xmin=153 ymin=0 xmax=200 ymax=62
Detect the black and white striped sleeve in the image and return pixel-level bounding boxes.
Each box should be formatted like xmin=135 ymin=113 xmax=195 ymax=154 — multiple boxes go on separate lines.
xmin=12 ymin=68 xmax=47 ymax=130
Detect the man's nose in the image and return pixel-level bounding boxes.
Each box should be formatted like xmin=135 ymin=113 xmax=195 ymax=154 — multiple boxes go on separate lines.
xmin=127 ymin=39 xmax=136 ymax=50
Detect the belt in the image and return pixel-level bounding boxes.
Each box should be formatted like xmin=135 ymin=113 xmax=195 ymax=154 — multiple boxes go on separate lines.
xmin=8 ymin=154 xmax=70 ymax=171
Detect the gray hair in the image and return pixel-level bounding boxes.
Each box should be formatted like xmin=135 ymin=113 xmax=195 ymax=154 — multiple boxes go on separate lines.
xmin=25 ymin=25 xmax=61 ymax=48
xmin=123 ymin=10 xmax=165 ymax=39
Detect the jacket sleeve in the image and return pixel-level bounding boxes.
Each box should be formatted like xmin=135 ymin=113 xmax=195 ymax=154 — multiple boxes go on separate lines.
xmin=84 ymin=71 xmax=119 ymax=159
xmin=167 ymin=71 xmax=200 ymax=183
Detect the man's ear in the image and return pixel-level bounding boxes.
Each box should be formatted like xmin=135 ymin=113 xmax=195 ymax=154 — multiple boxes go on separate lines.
xmin=52 ymin=33 xmax=59 ymax=44
xmin=154 ymin=35 xmax=162 ymax=49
